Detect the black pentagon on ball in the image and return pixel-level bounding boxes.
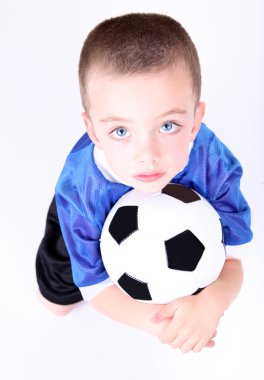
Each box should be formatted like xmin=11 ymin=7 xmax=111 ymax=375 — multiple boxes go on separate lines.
xmin=109 ymin=206 xmax=138 ymax=245
xmin=162 ymin=183 xmax=201 ymax=203
xmin=165 ymin=229 xmax=205 ymax=271
xmin=118 ymin=273 xmax=152 ymax=301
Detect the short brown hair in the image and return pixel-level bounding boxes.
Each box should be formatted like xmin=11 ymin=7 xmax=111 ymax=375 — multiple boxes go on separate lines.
xmin=79 ymin=13 xmax=201 ymax=110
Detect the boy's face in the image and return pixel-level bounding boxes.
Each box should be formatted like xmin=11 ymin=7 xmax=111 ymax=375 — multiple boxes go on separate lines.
xmin=82 ymin=66 xmax=205 ymax=193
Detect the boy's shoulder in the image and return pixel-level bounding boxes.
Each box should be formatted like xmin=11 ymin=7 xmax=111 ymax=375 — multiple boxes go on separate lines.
xmin=56 ymin=132 xmax=106 ymax=192
xmin=70 ymin=132 xmax=92 ymax=154
xmin=193 ymin=123 xmax=238 ymax=165
xmin=55 ymin=132 xmax=130 ymax=226
xmin=57 ymin=132 xmax=97 ymax=184
xmin=173 ymin=123 xmax=242 ymax=197
xmin=194 ymin=123 xmax=218 ymax=149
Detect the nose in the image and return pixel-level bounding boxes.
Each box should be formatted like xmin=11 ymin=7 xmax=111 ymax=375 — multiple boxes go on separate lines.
xmin=133 ymin=136 xmax=161 ymax=165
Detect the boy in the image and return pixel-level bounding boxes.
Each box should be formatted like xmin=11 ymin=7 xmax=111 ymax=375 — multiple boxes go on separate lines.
xmin=36 ymin=13 xmax=252 ymax=353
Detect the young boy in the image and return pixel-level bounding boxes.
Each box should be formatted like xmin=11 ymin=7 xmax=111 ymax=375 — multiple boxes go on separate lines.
xmin=36 ymin=13 xmax=252 ymax=353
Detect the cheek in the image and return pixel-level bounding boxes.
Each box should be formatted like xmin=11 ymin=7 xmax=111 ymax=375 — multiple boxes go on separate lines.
xmin=166 ymin=139 xmax=190 ymax=169
xmin=104 ymin=146 xmax=128 ymax=171
xmin=167 ymin=137 xmax=188 ymax=157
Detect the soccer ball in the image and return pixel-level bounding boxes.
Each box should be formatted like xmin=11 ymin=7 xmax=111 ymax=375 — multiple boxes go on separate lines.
xmin=100 ymin=183 xmax=225 ymax=304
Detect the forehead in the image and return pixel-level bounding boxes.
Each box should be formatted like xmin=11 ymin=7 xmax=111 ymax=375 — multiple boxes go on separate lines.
xmin=86 ymin=66 xmax=195 ymax=117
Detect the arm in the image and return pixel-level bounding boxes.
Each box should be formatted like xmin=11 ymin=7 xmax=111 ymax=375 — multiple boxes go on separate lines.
xmin=89 ymin=284 xmax=170 ymax=336
xmin=150 ymin=129 xmax=250 ymax=352
xmin=198 ymin=257 xmax=243 ymax=313
xmin=151 ymin=258 xmax=243 ymax=352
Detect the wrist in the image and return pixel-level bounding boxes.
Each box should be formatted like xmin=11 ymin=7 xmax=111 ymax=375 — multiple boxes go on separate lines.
xmin=198 ymin=258 xmax=244 ymax=317
xmin=198 ymin=283 xmax=229 ymax=319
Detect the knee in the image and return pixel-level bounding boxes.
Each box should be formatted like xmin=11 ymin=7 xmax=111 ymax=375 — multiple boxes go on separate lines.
xmin=37 ymin=289 xmax=76 ymax=316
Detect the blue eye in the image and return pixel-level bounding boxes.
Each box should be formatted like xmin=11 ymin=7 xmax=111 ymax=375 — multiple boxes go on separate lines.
xmin=160 ymin=121 xmax=180 ymax=134
xmin=112 ymin=127 xmax=130 ymax=139
xmin=160 ymin=121 xmax=179 ymax=133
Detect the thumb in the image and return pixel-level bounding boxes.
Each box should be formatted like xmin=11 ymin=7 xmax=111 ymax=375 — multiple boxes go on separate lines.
xmin=151 ymin=298 xmax=182 ymax=323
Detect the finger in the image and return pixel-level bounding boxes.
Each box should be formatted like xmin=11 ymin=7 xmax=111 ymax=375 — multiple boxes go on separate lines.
xmin=204 ymin=331 xmax=217 ymax=348
xmin=193 ymin=338 xmax=215 ymax=353
xmin=159 ymin=323 xmax=181 ymax=344
xmin=210 ymin=331 xmax=217 ymax=339
xmin=151 ymin=307 xmax=168 ymax=323
xmin=170 ymin=333 xmax=188 ymax=350
xmin=151 ymin=301 xmax=181 ymax=323
xmin=179 ymin=338 xmax=197 ymax=354
xmin=204 ymin=339 xmax=215 ymax=348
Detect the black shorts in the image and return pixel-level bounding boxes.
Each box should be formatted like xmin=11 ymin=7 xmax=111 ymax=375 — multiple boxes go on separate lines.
xmin=35 ymin=196 xmax=83 ymax=305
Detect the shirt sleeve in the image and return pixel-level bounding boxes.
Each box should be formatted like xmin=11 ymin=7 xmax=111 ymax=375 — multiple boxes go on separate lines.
xmin=225 ymin=243 xmax=251 ymax=260
xmin=55 ymin=187 xmax=115 ymax=300
xmin=206 ymin=139 xmax=253 ymax=250
xmin=55 ymin=191 xmax=110 ymax=288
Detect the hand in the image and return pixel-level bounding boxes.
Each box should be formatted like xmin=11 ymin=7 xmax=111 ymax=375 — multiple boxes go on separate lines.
xmin=151 ymin=293 xmax=223 ymax=353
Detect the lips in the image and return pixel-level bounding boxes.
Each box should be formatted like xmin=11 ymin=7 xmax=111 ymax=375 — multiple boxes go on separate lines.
xmin=134 ymin=172 xmax=165 ymax=182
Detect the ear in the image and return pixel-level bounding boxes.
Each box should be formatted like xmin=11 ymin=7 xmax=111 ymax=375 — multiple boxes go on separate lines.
xmin=190 ymin=102 xmax=206 ymax=141
xmin=81 ymin=112 xmax=102 ymax=148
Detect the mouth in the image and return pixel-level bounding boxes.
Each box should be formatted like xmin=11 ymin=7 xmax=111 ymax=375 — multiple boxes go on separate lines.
xmin=133 ymin=172 xmax=165 ymax=182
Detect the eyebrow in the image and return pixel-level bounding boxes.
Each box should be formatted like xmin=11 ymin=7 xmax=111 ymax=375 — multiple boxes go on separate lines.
xmin=99 ymin=108 xmax=187 ymax=123
xmin=99 ymin=116 xmax=132 ymax=123
xmin=159 ymin=108 xmax=187 ymax=117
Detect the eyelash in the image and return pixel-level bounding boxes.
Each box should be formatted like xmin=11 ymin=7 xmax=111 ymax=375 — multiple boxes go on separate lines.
xmin=159 ymin=121 xmax=181 ymax=134
xmin=110 ymin=121 xmax=181 ymax=139
xmin=110 ymin=127 xmax=130 ymax=139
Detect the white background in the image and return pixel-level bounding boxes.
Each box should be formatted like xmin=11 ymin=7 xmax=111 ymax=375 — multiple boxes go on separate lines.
xmin=0 ymin=1 xmax=263 ymax=379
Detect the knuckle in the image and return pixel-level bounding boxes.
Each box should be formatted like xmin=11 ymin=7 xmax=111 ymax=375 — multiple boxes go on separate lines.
xmin=159 ymin=335 xmax=169 ymax=344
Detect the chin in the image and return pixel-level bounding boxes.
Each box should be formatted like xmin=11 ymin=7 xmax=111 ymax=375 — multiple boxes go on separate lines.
xmin=133 ymin=181 xmax=168 ymax=194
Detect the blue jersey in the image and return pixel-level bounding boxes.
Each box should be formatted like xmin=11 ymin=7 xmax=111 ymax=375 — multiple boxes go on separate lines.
xmin=55 ymin=123 xmax=252 ymax=291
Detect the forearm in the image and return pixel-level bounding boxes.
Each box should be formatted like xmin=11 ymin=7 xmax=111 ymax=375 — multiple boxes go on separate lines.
xmin=198 ymin=258 xmax=244 ymax=315
xmin=89 ymin=259 xmax=243 ymax=338
xmin=89 ymin=284 xmax=168 ymax=336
